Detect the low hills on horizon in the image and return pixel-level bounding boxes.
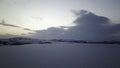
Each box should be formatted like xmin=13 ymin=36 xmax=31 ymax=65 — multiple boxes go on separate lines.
xmin=0 ymin=37 xmax=120 ymax=46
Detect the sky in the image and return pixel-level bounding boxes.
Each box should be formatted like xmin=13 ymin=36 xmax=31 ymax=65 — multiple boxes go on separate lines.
xmin=0 ymin=0 xmax=120 ymax=40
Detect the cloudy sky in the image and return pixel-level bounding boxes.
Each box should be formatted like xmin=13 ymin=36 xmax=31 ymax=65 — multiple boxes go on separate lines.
xmin=0 ymin=0 xmax=120 ymax=40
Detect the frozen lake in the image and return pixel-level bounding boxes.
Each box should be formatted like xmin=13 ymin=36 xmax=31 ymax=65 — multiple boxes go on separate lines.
xmin=0 ymin=43 xmax=120 ymax=68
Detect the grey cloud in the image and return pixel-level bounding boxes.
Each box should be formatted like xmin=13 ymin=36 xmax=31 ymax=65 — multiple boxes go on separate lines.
xmin=71 ymin=10 xmax=89 ymax=16
xmin=74 ymin=10 xmax=109 ymax=26
xmin=30 ymin=10 xmax=120 ymax=41
xmin=0 ymin=20 xmax=34 ymax=32
xmin=31 ymin=27 xmax=65 ymax=39
xmin=65 ymin=10 xmax=120 ymax=40
xmin=0 ymin=20 xmax=20 ymax=28
xmin=23 ymin=28 xmax=33 ymax=31
xmin=28 ymin=32 xmax=34 ymax=34
xmin=0 ymin=34 xmax=17 ymax=39
xmin=59 ymin=26 xmax=70 ymax=29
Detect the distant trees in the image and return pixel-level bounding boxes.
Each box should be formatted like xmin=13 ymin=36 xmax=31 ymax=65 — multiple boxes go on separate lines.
xmin=0 ymin=37 xmax=120 ymax=47
xmin=0 ymin=40 xmax=9 ymax=45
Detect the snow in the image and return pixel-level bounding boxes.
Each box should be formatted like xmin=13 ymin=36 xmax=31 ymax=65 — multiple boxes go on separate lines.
xmin=0 ymin=43 xmax=120 ymax=68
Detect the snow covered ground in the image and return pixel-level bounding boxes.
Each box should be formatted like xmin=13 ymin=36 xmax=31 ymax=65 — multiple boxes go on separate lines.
xmin=0 ymin=43 xmax=120 ymax=68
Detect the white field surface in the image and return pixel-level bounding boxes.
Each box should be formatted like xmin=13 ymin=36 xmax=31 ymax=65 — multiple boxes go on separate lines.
xmin=0 ymin=43 xmax=120 ymax=68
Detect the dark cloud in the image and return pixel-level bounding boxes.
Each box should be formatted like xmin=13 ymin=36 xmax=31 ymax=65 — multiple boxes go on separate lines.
xmin=29 ymin=10 xmax=120 ymax=41
xmin=0 ymin=20 xmax=34 ymax=32
xmin=0 ymin=20 xmax=20 ymax=28
xmin=64 ymin=10 xmax=112 ymax=40
xmin=71 ymin=10 xmax=89 ymax=16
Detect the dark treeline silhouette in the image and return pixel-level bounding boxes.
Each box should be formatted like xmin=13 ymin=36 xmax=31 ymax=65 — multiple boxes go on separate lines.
xmin=51 ymin=39 xmax=120 ymax=44
xmin=0 ymin=37 xmax=120 ymax=46
xmin=0 ymin=37 xmax=51 ymax=46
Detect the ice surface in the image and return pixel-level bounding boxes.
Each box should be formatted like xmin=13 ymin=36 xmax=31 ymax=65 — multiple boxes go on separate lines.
xmin=0 ymin=43 xmax=120 ymax=68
